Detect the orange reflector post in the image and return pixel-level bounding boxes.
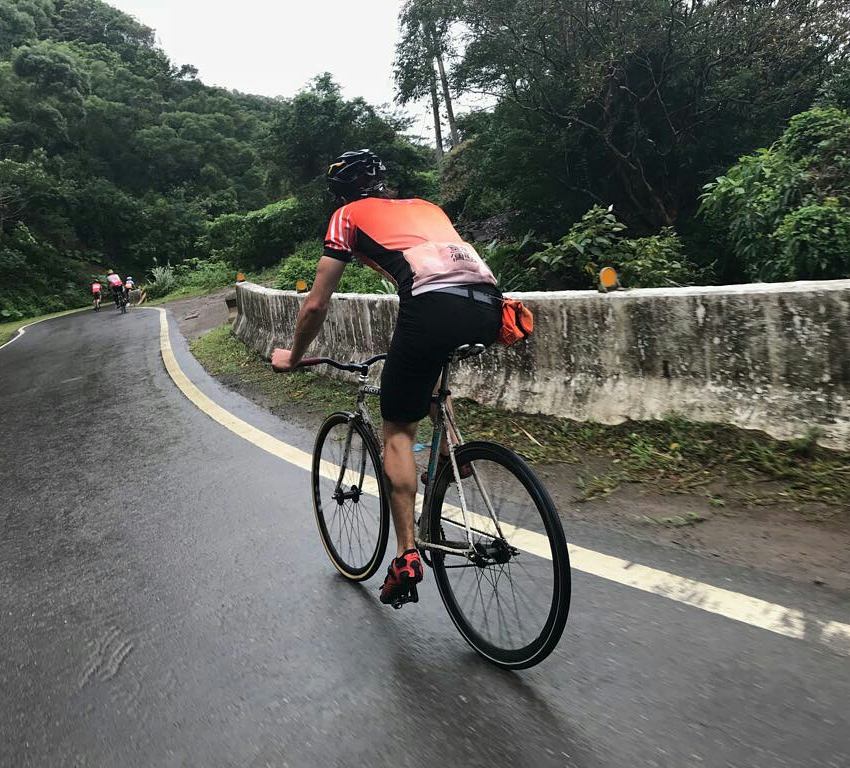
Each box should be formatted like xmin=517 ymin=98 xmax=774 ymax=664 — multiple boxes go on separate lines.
xmin=295 ymin=279 xmax=308 ymax=292
xmin=599 ymin=267 xmax=620 ymax=291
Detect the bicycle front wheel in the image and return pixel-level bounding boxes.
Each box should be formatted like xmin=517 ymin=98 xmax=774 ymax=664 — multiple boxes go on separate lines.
xmin=427 ymin=441 xmax=571 ymax=669
xmin=311 ymin=412 xmax=389 ymax=581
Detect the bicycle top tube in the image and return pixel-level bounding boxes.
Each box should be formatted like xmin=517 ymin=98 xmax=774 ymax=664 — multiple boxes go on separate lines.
xmin=297 ymin=353 xmax=387 ymax=375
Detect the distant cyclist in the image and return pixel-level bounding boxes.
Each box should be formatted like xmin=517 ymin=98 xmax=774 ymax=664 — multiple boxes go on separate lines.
xmin=124 ymin=275 xmax=136 ymax=304
xmin=91 ymin=280 xmax=103 ymax=311
xmin=105 ymin=269 xmax=123 ymax=308
xmin=270 ymin=149 xmax=501 ymax=606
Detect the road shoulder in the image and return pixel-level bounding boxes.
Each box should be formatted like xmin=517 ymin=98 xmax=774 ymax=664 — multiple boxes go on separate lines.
xmin=171 ymin=300 xmax=850 ymax=595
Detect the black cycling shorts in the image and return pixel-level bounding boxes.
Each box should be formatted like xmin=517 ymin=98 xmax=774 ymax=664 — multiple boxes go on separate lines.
xmin=380 ymin=284 xmax=502 ymax=424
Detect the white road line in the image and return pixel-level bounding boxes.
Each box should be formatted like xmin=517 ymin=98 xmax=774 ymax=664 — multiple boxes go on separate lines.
xmin=0 ymin=308 xmax=88 ymax=352
xmin=150 ymin=307 xmax=850 ymax=656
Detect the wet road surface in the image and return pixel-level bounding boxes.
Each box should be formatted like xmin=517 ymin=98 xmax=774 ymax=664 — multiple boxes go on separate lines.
xmin=1 ymin=308 xmax=849 ymax=767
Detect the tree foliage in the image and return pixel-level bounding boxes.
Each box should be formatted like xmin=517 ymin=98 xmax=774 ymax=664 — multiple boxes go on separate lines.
xmin=700 ymin=107 xmax=850 ymax=281
xmin=437 ymin=0 xmax=849 ymax=241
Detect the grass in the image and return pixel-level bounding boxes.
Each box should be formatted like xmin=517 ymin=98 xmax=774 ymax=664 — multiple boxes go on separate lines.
xmin=147 ymin=265 xmax=281 ymax=305
xmin=146 ymin=284 xmax=221 ymax=305
xmin=190 ymin=325 xmax=354 ymax=416
xmin=0 ymin=306 xmax=88 ymax=346
xmin=191 ymin=324 xmax=850 ymax=513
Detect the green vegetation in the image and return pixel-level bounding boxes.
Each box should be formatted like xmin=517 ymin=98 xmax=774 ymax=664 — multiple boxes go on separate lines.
xmin=190 ymin=324 xmax=354 ymax=417
xmin=0 ymin=2 xmax=432 ymax=318
xmin=530 ymin=206 xmax=703 ymax=289
xmin=275 ymin=241 xmax=392 ymax=294
xmin=700 ymin=107 xmax=850 ymax=282
xmin=397 ymin=0 xmax=850 ymax=286
xmin=192 ymin=325 xmax=850 ymax=513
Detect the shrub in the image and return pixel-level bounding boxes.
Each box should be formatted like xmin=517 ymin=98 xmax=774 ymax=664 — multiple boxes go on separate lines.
xmin=530 ymin=205 xmax=628 ymax=288
xmin=620 ymin=229 xmax=698 ymax=288
xmin=241 ymin=197 xmax=325 ymax=269
xmin=0 ymin=222 xmax=88 ymax=316
xmin=481 ymin=236 xmax=540 ymax=292
xmin=175 ymin=258 xmax=235 ymax=290
xmin=145 ymin=264 xmax=177 ymax=298
xmin=771 ymin=198 xmax=850 ymax=280
xmin=700 ymin=107 xmax=850 ymax=281
xmin=276 ymin=241 xmax=323 ymax=291
xmin=203 ymin=196 xmax=326 ymax=271
xmin=276 ymin=241 xmax=391 ymax=294
xmin=530 ymin=205 xmax=701 ymax=288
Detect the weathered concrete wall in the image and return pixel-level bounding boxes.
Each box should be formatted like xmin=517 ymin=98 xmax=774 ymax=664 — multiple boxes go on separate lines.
xmin=233 ymin=280 xmax=850 ymax=450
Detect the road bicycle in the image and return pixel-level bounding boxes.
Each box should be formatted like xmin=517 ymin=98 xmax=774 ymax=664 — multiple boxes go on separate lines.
xmin=300 ymin=344 xmax=571 ymax=669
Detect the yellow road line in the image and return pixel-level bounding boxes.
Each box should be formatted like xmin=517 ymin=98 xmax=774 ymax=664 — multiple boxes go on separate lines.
xmin=151 ymin=307 xmax=850 ymax=656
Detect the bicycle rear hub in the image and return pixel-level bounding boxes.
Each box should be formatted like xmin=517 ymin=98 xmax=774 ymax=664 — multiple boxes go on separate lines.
xmin=471 ymin=538 xmax=517 ymax=567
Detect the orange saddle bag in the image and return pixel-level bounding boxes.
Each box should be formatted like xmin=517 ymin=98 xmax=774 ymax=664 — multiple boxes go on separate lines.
xmin=498 ymin=298 xmax=534 ymax=346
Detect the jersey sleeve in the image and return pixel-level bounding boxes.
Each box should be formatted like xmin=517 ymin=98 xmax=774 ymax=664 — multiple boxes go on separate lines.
xmin=323 ymin=206 xmax=355 ymax=262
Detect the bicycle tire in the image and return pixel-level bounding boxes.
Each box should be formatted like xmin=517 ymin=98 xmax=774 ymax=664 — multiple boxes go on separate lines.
xmin=311 ymin=412 xmax=389 ymax=581
xmin=426 ymin=441 xmax=571 ymax=669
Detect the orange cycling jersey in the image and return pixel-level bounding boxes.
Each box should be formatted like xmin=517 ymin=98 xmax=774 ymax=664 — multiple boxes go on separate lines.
xmin=323 ymin=197 xmax=496 ymax=300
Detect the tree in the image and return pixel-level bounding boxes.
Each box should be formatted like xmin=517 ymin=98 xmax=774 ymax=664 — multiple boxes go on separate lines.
xmin=267 ymin=73 xmax=434 ymax=198
xmin=450 ymin=0 xmax=850 ymax=232
xmin=394 ymin=0 xmax=461 ymax=153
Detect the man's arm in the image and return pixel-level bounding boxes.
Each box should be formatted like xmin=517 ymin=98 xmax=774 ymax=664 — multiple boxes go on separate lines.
xmin=271 ymin=256 xmax=346 ymax=372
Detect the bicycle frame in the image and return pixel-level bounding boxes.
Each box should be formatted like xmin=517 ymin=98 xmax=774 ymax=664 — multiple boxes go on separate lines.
xmin=302 ymin=346 xmax=509 ymax=562
xmin=416 ymin=350 xmax=509 ymax=557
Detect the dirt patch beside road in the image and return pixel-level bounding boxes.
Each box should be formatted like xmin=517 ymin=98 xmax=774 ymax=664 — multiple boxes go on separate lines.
xmin=538 ymin=462 xmax=849 ymax=591
xmin=166 ymin=287 xmax=234 ymax=340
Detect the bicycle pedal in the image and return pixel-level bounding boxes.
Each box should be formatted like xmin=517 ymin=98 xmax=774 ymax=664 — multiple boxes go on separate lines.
xmin=391 ymin=583 xmax=419 ymax=609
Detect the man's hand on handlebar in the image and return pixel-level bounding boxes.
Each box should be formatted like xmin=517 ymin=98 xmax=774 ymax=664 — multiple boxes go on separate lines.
xmin=271 ymin=348 xmax=298 ymax=373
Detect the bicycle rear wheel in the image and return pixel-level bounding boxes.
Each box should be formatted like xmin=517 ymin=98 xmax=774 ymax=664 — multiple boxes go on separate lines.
xmin=426 ymin=441 xmax=570 ymax=669
xmin=311 ymin=412 xmax=389 ymax=581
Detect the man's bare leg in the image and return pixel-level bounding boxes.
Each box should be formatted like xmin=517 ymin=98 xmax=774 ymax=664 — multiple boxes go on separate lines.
xmin=382 ymin=420 xmax=419 ymax=556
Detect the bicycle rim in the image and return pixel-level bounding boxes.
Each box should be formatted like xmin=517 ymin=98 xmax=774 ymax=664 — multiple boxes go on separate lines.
xmin=311 ymin=413 xmax=389 ymax=581
xmin=427 ymin=441 xmax=571 ymax=669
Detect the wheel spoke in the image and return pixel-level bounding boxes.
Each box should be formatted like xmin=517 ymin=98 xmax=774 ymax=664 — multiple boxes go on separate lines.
xmin=313 ymin=419 xmax=386 ymax=579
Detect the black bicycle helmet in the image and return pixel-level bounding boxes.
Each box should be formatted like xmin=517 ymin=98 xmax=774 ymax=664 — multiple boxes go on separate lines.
xmin=327 ymin=149 xmax=386 ymax=200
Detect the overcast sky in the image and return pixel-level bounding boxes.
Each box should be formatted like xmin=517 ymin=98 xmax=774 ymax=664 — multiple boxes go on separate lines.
xmin=110 ymin=0 xmax=401 ymax=104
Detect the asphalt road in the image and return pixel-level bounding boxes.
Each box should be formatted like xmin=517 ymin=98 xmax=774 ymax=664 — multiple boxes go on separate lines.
xmin=1 ymin=307 xmax=849 ymax=768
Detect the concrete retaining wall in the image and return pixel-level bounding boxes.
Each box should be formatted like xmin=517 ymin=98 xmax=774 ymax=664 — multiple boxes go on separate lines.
xmin=233 ymin=280 xmax=850 ymax=450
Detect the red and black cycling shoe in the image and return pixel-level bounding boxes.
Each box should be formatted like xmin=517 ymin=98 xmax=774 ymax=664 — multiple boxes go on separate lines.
xmin=379 ymin=549 xmax=423 ymax=608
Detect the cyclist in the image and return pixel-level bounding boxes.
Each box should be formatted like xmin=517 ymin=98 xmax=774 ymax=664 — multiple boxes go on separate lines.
xmin=91 ymin=280 xmax=103 ymax=310
xmin=124 ymin=275 xmax=136 ymax=304
xmin=271 ymin=149 xmax=502 ymax=606
xmin=105 ymin=269 xmax=123 ymax=308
